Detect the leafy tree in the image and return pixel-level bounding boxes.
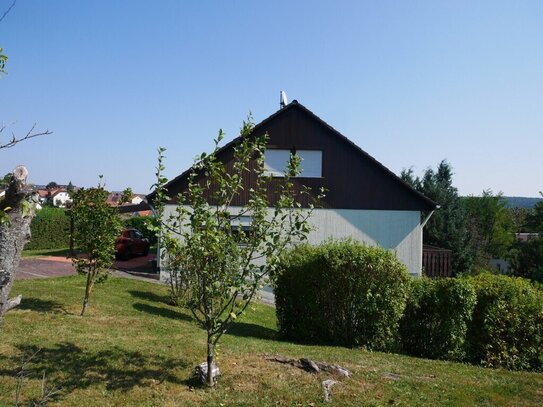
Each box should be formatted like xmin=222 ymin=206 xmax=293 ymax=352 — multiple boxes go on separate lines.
xmin=508 ymin=206 xmax=530 ymax=233
xmin=67 ymin=181 xmax=75 ymax=193
xmin=525 ymin=192 xmax=543 ymax=233
xmin=401 ymin=160 xmax=474 ymax=274
xmin=152 ymin=117 xmax=321 ymax=386
xmin=508 ymin=192 xmax=543 ymax=282
xmin=70 ymin=180 xmax=126 ymax=316
xmin=46 ymin=181 xmax=59 ymax=190
xmin=462 ymin=191 xmax=515 ymax=265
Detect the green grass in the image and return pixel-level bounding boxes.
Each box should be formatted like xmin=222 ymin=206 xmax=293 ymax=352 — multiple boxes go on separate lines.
xmin=1 ymin=277 xmax=542 ymax=406
xmin=22 ymin=247 xmax=71 ymax=258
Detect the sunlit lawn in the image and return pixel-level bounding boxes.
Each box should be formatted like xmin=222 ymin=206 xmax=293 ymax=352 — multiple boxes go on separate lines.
xmin=1 ymin=276 xmax=542 ymax=406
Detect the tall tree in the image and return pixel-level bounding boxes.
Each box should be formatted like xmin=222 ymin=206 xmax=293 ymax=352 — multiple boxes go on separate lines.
xmin=152 ymin=118 xmax=321 ymax=386
xmin=402 ymin=160 xmax=474 ymax=274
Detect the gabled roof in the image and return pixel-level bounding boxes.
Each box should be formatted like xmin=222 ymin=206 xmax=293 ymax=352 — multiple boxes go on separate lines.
xmin=147 ymin=100 xmax=436 ymax=210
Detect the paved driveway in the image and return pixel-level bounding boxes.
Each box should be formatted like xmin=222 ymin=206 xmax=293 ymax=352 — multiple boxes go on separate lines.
xmin=16 ymin=255 xmax=158 ymax=281
xmin=16 ymin=255 xmax=274 ymax=305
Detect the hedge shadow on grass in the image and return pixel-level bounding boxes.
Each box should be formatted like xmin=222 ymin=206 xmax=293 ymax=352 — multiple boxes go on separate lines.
xmin=0 ymin=342 xmax=188 ymax=402
xmin=226 ymin=321 xmax=278 ymax=341
xmin=17 ymin=297 xmax=70 ymax=315
xmin=132 ymin=302 xmax=193 ymax=322
xmin=128 ymin=289 xmax=170 ymax=304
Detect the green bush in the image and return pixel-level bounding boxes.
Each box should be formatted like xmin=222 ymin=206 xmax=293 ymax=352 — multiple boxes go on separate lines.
xmin=399 ymin=277 xmax=476 ymax=360
xmin=123 ymin=216 xmax=158 ymax=245
xmin=25 ymin=207 xmax=70 ymax=250
xmin=464 ymin=273 xmax=543 ymax=370
xmin=273 ymin=240 xmax=410 ymax=351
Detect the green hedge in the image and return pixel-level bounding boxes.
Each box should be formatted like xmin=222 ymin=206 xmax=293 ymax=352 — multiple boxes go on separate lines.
xmin=399 ymin=278 xmax=476 ymax=360
xmin=464 ymin=274 xmax=543 ymax=371
xmin=273 ymin=240 xmax=410 ymax=351
xmin=25 ymin=207 xmax=71 ymax=250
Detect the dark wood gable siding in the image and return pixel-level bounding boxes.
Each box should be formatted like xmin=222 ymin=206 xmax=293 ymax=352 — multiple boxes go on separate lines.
xmin=152 ymin=102 xmax=435 ymax=212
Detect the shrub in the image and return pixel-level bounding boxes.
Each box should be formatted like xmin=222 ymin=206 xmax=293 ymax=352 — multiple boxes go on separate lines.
xmin=273 ymin=239 xmax=410 ymax=351
xmin=25 ymin=207 xmax=70 ymax=250
xmin=464 ymin=273 xmax=543 ymax=370
xmin=123 ymin=216 xmax=158 ymax=245
xmin=399 ymin=278 xmax=476 ymax=360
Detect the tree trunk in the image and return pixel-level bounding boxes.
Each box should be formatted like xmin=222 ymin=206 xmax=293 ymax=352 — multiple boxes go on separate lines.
xmin=0 ymin=166 xmax=35 ymax=331
xmin=206 ymin=336 xmax=214 ymax=387
xmin=81 ymin=272 xmax=94 ymax=316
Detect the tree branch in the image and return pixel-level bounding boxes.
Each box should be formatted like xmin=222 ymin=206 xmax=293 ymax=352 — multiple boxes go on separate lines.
xmin=0 ymin=0 xmax=16 ymax=23
xmin=0 ymin=123 xmax=52 ymax=150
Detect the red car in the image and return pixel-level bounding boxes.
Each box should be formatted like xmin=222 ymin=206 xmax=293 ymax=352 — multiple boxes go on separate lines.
xmin=115 ymin=228 xmax=150 ymax=260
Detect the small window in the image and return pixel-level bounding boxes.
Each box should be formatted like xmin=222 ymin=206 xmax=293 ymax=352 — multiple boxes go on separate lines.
xmin=264 ymin=149 xmax=322 ymax=178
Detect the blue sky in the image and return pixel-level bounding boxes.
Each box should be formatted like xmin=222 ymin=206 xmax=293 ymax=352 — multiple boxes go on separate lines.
xmin=1 ymin=0 xmax=542 ymax=196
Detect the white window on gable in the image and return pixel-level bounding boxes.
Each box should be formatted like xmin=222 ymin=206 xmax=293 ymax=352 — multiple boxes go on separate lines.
xmin=264 ymin=149 xmax=322 ymax=178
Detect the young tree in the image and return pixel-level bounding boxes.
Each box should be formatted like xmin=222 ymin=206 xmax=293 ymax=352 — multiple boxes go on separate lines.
xmin=70 ymin=181 xmax=127 ymax=316
xmin=152 ymin=118 xmax=321 ymax=386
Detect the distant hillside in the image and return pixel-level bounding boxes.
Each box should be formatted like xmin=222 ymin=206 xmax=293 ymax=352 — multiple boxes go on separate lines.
xmin=503 ymin=196 xmax=543 ymax=209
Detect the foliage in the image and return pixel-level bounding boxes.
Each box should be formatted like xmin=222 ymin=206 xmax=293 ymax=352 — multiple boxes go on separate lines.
xmin=399 ymin=277 xmax=476 ymax=360
xmin=24 ymin=207 xmax=70 ymax=250
xmin=462 ymin=190 xmax=515 ymax=265
xmin=508 ymin=206 xmax=530 ymax=233
xmin=508 ymin=237 xmax=543 ymax=282
xmin=273 ymin=240 xmax=411 ymax=351
xmin=152 ymin=117 xmax=321 ymax=385
xmin=0 ymin=47 xmax=6 ymax=75
xmin=464 ymin=273 xmax=543 ymax=371
xmin=401 ymin=161 xmax=474 ymax=274
xmin=123 ymin=215 xmax=158 ymax=245
xmin=70 ymin=181 xmax=124 ymax=316
xmin=525 ymin=193 xmax=543 ymax=233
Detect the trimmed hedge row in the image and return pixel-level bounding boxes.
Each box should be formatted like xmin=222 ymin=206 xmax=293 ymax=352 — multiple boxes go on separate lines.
xmin=399 ymin=278 xmax=476 ymax=361
xmin=274 ymin=240 xmax=543 ymax=371
xmin=25 ymin=207 xmax=71 ymax=250
xmin=464 ymin=274 xmax=543 ymax=370
xmin=273 ymin=240 xmax=410 ymax=351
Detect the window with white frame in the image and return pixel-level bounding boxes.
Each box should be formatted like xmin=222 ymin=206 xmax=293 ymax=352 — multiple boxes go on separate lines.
xmin=264 ymin=149 xmax=322 ymax=178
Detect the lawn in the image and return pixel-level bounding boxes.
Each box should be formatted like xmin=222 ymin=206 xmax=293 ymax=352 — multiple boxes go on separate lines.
xmin=1 ymin=276 xmax=542 ymax=406
xmin=21 ymin=248 xmax=71 ymax=258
